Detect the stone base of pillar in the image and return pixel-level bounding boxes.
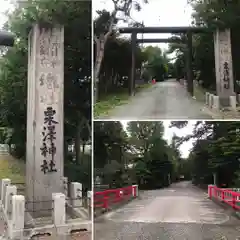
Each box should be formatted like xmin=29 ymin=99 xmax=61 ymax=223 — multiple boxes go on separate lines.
xmin=205 ymin=92 xmax=209 ymax=105
xmin=209 ymin=94 xmax=214 ymax=108
xmin=219 ymin=97 xmax=231 ymax=107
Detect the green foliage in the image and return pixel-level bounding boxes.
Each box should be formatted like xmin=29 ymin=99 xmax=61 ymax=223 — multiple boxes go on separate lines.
xmin=94 ymin=121 xmax=182 ymax=189
xmin=141 ymin=46 xmax=170 ymax=81
xmin=170 ymin=1 xmax=240 ymax=91
xmin=173 ymin=121 xmax=240 ymax=188
xmin=0 ymin=0 xmax=91 ymax=186
xmin=94 ymin=121 xmax=128 ymax=169
xmin=64 ymin=154 xmax=91 ymax=190
xmin=94 ymin=0 xmax=149 ymax=99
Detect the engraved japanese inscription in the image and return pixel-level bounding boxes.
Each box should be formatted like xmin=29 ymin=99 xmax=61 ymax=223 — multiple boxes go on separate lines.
xmin=215 ymin=29 xmax=233 ymax=96
xmin=223 ymin=62 xmax=230 ymax=89
xmin=37 ymin=27 xmax=63 ymax=174
xmin=38 ymin=73 xmax=60 ymax=90
xmin=40 ymin=107 xmax=58 ymax=174
xmin=39 ymin=29 xmax=61 ymax=68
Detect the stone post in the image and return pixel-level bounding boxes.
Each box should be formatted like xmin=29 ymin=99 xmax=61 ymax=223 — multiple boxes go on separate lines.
xmin=230 ymin=95 xmax=237 ymax=110
xmin=5 ymin=185 xmax=17 ymax=215
xmin=214 ymin=28 xmax=235 ymax=106
xmin=70 ymin=182 xmax=82 ymax=207
xmin=26 ymin=24 xmax=64 ymax=216
xmin=0 ymin=179 xmax=11 ymax=205
xmin=212 ymin=96 xmax=220 ymax=110
xmin=62 ymin=177 xmax=68 ymax=197
xmin=9 ymin=195 xmax=25 ymax=239
xmin=87 ymin=191 xmax=92 ymax=219
xmin=209 ymin=94 xmax=214 ymax=108
xmin=52 ymin=193 xmax=65 ymax=226
xmin=205 ymin=92 xmax=210 ymax=105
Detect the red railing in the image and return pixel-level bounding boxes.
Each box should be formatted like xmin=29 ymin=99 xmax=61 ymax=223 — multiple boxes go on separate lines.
xmin=208 ymin=185 xmax=240 ymax=210
xmin=94 ymin=185 xmax=138 ymax=210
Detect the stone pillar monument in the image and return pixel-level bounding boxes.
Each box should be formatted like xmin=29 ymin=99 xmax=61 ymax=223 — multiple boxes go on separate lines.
xmin=26 ymin=24 xmax=64 ymax=216
xmin=214 ymin=28 xmax=235 ymax=106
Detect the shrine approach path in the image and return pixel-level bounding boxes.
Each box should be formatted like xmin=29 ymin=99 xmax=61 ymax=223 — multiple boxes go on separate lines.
xmin=100 ymin=79 xmax=213 ymax=120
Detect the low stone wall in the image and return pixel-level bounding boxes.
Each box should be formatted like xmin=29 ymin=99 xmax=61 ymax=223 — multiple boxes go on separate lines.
xmin=0 ymin=178 xmax=92 ymax=239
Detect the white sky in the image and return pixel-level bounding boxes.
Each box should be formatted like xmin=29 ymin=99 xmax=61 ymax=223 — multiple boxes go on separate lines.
xmin=121 ymin=120 xmax=195 ymax=158
xmin=93 ymin=0 xmax=193 ymax=52
xmin=0 ymin=0 xmax=14 ymax=29
xmin=1 ymin=0 xmax=194 ymax=55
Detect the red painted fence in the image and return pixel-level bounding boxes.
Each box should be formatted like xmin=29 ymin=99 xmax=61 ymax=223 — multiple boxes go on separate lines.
xmin=208 ymin=185 xmax=240 ymax=210
xmin=94 ymin=185 xmax=138 ymax=210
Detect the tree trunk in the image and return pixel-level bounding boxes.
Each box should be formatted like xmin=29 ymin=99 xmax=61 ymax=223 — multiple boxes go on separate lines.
xmin=81 ymin=142 xmax=86 ymax=165
xmin=94 ymin=35 xmax=105 ymax=103
xmin=75 ymin=121 xmax=81 ymax=163
xmin=64 ymin=140 xmax=68 ymax=161
xmin=94 ymin=9 xmax=117 ymax=103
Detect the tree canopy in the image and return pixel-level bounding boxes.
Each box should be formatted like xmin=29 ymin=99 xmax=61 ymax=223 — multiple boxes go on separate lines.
xmin=94 ymin=121 xmax=183 ymax=189
xmin=172 ymin=121 xmax=240 ymax=188
xmin=170 ymin=0 xmax=240 ymax=91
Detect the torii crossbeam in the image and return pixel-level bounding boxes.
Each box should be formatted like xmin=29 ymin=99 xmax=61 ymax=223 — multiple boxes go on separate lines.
xmin=119 ymin=26 xmax=209 ymax=96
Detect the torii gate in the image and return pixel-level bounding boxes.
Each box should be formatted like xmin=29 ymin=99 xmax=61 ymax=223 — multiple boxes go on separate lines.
xmin=119 ymin=27 xmax=235 ymax=108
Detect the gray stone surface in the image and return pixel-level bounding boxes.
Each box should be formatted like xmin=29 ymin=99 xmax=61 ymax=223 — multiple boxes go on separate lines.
xmin=94 ymin=181 xmax=240 ymax=239
xmin=26 ymin=24 xmax=64 ymax=215
xmin=101 ymin=79 xmax=212 ymax=120
xmin=214 ymin=29 xmax=234 ymax=106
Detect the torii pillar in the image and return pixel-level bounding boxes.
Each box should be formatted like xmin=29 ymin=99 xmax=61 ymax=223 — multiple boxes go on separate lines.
xmin=26 ymin=24 xmax=64 ymax=216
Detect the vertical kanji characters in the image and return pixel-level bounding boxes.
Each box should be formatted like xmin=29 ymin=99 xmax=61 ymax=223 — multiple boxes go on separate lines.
xmin=223 ymin=62 xmax=230 ymax=89
xmin=40 ymin=107 xmax=58 ymax=174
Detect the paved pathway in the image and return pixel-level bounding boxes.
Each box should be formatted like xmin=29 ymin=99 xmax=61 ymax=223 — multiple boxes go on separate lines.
xmin=94 ymin=181 xmax=240 ymax=239
xmin=100 ymin=79 xmax=213 ymax=120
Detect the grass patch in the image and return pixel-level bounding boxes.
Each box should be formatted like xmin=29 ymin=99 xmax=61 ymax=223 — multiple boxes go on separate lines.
xmin=194 ymin=83 xmax=215 ymax=103
xmin=94 ymin=83 xmax=152 ymax=118
xmin=94 ymin=92 xmax=129 ymax=118
xmin=194 ymin=84 xmax=207 ymax=103
xmin=0 ymin=154 xmax=25 ymax=183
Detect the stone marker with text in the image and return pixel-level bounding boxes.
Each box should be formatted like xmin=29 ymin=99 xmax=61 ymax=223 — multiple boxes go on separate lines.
xmin=26 ymin=24 xmax=64 ymax=216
